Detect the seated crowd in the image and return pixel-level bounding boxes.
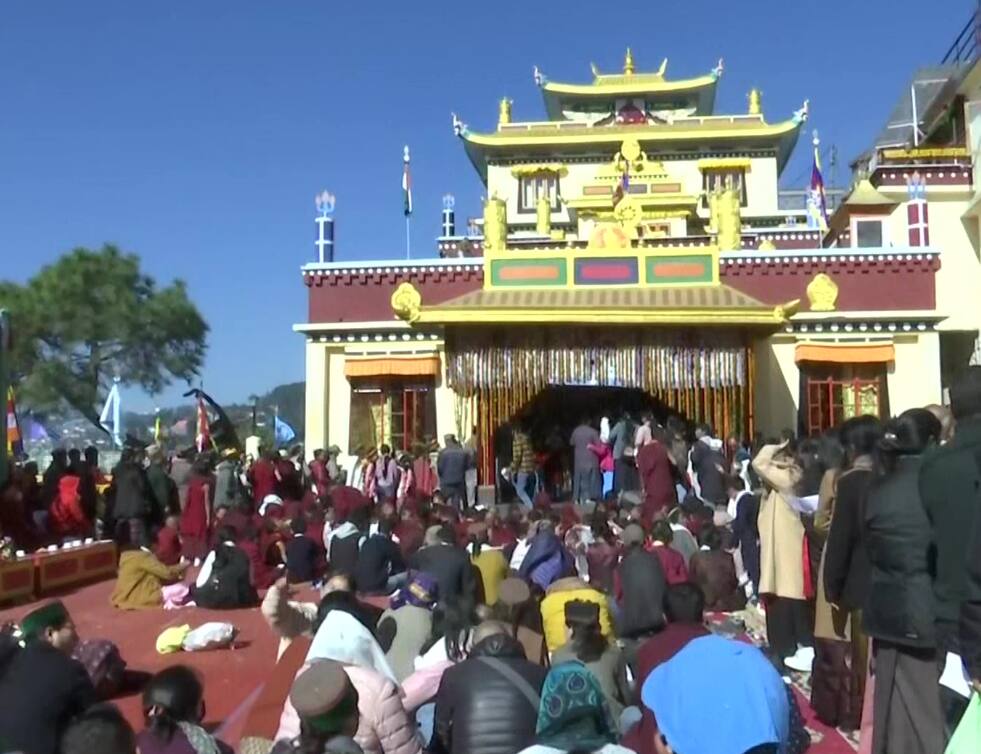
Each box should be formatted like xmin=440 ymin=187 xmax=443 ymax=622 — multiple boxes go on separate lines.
xmin=2 ymin=366 xmax=981 ymax=754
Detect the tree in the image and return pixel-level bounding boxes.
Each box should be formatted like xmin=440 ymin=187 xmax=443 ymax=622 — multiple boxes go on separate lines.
xmin=0 ymin=245 xmax=208 ymax=432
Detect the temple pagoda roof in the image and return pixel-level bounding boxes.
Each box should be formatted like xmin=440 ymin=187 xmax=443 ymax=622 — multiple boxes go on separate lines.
xmin=538 ymin=51 xmax=722 ymax=119
xmin=459 ymin=111 xmax=807 ymax=180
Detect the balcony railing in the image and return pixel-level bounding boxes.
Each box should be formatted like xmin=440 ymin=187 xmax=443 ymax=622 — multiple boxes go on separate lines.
xmin=942 ymin=3 xmax=981 ymax=64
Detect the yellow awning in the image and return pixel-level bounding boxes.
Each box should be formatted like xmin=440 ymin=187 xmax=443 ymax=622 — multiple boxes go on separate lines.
xmin=795 ymin=343 xmax=895 ymax=364
xmin=344 ymin=356 xmax=441 ymax=378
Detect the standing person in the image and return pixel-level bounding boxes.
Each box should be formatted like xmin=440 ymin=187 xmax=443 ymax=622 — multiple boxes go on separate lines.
xmin=326 ymin=445 xmax=345 ymax=485
xmin=110 ymin=447 xmax=153 ymax=548
xmin=49 ymin=460 xmax=93 ymax=539
xmin=608 ymin=412 xmax=637 ymax=495
xmin=436 ymin=436 xmax=469 ymax=510
xmin=753 ymin=440 xmax=816 ymax=674
xmin=249 ymin=449 xmax=279 ymax=507
xmin=308 ymin=449 xmax=330 ymax=500
xmin=0 ymin=601 xmax=96 ymax=754
xmin=726 ymin=475 xmax=760 ymax=597
xmin=919 ymin=365 xmax=981 ymax=738
xmin=863 ymin=409 xmax=944 ymax=754
xmin=691 ymin=424 xmax=727 ymax=506
xmin=213 ymin=449 xmax=240 ymax=512
xmin=511 ymin=422 xmax=537 ymax=509
xmin=146 ymin=446 xmax=178 ymax=520
xmin=168 ymin=451 xmax=193 ymax=513
xmin=815 ymin=415 xmax=880 ymax=732
xmin=374 ymin=445 xmax=400 ymax=505
xmin=395 ymin=454 xmax=414 ymax=511
xmin=464 ymin=427 xmax=479 ymax=509
xmin=633 ymin=413 xmax=654 ymax=452
xmin=179 ymin=458 xmax=213 ymax=567
xmin=635 ymin=428 xmax=675 ymax=521
xmin=570 ymin=417 xmax=601 ymax=505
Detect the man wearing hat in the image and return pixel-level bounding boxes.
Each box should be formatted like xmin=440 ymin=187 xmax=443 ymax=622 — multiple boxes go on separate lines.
xmin=271 ymin=660 xmax=363 ymax=754
xmin=0 ymin=601 xmax=96 ymax=754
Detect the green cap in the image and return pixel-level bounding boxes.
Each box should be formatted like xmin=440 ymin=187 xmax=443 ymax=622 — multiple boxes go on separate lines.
xmin=20 ymin=601 xmax=69 ymax=641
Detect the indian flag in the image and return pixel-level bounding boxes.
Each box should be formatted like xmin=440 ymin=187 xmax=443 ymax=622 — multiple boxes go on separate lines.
xmin=402 ymin=145 xmax=413 ymax=217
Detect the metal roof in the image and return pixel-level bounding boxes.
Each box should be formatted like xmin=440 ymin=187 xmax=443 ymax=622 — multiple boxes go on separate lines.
xmin=872 ymin=65 xmax=969 ymax=149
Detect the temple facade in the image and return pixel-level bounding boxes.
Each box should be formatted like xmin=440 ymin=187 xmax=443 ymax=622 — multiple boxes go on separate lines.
xmin=297 ymin=50 xmax=978 ymax=493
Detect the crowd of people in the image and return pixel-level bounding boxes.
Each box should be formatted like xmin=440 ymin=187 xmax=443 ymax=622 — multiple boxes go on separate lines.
xmin=1 ymin=366 xmax=981 ymax=754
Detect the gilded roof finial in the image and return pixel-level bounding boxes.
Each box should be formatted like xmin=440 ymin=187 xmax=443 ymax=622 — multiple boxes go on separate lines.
xmin=498 ymin=97 xmax=512 ymax=127
xmin=748 ymin=88 xmax=762 ymax=116
xmin=624 ymin=47 xmax=635 ymax=75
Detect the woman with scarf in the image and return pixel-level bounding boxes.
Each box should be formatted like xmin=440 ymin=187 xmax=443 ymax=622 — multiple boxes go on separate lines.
xmin=276 ymin=610 xmax=421 ymax=754
xmin=137 ymin=665 xmax=233 ymax=754
xmin=516 ymin=661 xmax=634 ymax=753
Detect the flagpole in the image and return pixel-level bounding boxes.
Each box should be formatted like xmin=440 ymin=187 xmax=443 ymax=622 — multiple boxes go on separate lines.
xmin=0 ymin=311 xmax=9 ymax=486
xmin=406 ymin=214 xmax=411 ymax=260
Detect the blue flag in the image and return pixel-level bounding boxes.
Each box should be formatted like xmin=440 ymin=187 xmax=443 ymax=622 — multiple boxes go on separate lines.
xmin=274 ymin=415 xmax=296 ymax=445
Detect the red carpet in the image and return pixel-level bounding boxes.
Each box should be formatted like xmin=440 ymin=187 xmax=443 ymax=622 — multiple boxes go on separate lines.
xmin=0 ymin=580 xmax=857 ymax=752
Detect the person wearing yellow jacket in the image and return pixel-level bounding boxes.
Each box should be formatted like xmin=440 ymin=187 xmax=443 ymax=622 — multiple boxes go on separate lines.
xmin=540 ymin=576 xmax=613 ymax=653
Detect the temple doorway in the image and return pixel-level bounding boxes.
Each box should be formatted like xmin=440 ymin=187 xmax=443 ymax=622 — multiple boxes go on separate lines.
xmin=493 ymin=385 xmax=681 ymax=503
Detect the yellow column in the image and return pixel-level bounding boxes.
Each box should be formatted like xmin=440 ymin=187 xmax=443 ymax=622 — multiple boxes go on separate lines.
xmin=434 ymin=346 xmax=458 ymax=440
xmin=752 ymin=337 xmax=799 ymax=437
xmin=303 ymin=340 xmax=329 ymax=461
xmin=887 ymin=332 xmax=942 ymax=411
xmin=327 ymin=349 xmax=352 ymax=453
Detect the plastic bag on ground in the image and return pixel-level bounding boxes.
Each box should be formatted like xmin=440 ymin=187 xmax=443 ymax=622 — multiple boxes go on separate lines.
xmin=182 ymin=621 xmax=237 ymax=652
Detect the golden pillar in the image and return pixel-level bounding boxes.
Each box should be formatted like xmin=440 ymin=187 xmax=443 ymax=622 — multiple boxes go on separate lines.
xmin=498 ymin=98 xmax=512 ymax=127
xmin=748 ymin=88 xmax=762 ymax=116
xmin=483 ymin=195 xmax=507 ymax=252
xmin=536 ymin=193 xmax=551 ymax=236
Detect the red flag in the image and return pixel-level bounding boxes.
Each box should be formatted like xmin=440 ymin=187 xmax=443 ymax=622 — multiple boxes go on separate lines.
xmin=6 ymin=387 xmax=23 ymax=457
xmin=195 ymin=397 xmax=210 ymax=453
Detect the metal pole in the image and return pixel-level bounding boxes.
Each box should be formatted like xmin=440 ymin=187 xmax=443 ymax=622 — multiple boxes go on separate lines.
xmin=911 ymin=84 xmax=920 ymax=147
xmin=406 ymin=215 xmax=411 ymax=260
xmin=0 ymin=310 xmax=10 ymax=487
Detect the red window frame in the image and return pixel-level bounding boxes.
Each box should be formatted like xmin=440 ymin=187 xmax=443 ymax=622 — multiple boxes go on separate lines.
xmin=803 ymin=364 xmax=888 ymax=436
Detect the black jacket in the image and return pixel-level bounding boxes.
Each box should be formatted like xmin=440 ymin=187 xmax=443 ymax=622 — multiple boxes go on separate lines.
xmin=329 ymin=529 xmax=364 ymax=578
xmin=920 ymin=417 xmax=981 ymax=624
xmin=437 ymin=445 xmax=472 ymax=488
xmin=863 ymin=456 xmax=935 ymax=648
xmin=691 ymin=440 xmax=727 ymax=505
xmin=285 ymin=535 xmax=320 ymax=584
xmin=433 ymin=634 xmax=547 ymax=754
xmin=617 ymin=546 xmax=667 ymax=638
xmin=354 ymin=534 xmax=406 ymax=594
xmin=193 ymin=544 xmax=258 ymax=610
xmin=961 ymin=484 xmax=981 ymax=679
xmin=110 ymin=461 xmax=151 ymax=521
xmin=0 ymin=642 xmax=96 ymax=754
xmin=823 ymin=466 xmax=875 ymax=611
xmin=409 ymin=544 xmax=476 ymax=604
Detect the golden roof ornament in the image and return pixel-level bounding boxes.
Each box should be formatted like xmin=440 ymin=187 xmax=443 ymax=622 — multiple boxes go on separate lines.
xmin=498 ymin=98 xmax=512 ymax=127
xmin=624 ymin=47 xmax=635 ymax=76
xmin=806 ymin=273 xmax=839 ymax=312
xmin=748 ymin=88 xmax=762 ymax=116
xmin=391 ymin=282 xmax=422 ymax=323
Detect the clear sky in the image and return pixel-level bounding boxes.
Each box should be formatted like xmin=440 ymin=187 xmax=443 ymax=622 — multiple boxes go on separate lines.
xmin=0 ymin=1 xmax=967 ymax=412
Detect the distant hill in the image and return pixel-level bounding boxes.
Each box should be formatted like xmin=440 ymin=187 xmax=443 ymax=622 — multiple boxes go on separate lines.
xmin=21 ymin=382 xmax=306 ymax=453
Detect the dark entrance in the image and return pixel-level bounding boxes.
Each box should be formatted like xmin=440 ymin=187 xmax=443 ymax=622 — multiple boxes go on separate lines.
xmin=494 ymin=385 xmax=683 ymax=503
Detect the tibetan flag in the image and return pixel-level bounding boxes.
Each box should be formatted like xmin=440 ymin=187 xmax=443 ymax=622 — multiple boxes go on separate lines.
xmin=807 ymin=141 xmax=829 ymax=231
xmin=402 ymin=145 xmax=413 ymax=217
xmin=613 ymin=159 xmax=630 ymax=205
xmin=195 ymin=397 xmax=210 ymax=453
xmin=6 ymin=387 xmax=23 ymax=458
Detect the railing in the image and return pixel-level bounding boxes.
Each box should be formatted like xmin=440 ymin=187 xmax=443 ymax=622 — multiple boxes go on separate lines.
xmin=777 ymin=188 xmax=846 ymax=212
xmin=942 ymin=3 xmax=981 ymax=64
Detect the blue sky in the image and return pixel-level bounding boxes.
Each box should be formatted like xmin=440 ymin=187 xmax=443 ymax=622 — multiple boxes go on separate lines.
xmin=0 ymin=1 xmax=966 ymax=412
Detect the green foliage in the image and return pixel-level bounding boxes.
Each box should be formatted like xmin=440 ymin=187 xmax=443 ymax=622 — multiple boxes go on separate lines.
xmin=0 ymin=245 xmax=208 ymax=431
